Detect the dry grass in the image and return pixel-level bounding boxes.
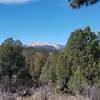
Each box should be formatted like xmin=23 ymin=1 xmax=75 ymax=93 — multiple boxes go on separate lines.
xmin=16 ymin=86 xmax=91 ymax=100
xmin=0 ymin=80 xmax=99 ymax=100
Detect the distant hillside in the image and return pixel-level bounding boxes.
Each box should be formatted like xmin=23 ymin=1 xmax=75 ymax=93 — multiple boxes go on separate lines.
xmin=26 ymin=42 xmax=65 ymax=50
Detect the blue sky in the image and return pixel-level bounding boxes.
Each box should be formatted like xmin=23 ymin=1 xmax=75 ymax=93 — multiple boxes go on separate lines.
xmin=0 ymin=0 xmax=100 ymax=45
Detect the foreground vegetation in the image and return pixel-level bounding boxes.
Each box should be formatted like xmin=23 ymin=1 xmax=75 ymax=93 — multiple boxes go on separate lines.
xmin=0 ymin=82 xmax=99 ymax=100
xmin=0 ymin=26 xmax=100 ymax=100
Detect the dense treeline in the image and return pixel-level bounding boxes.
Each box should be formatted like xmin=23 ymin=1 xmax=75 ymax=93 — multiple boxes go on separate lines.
xmin=0 ymin=26 xmax=100 ymax=95
xmin=0 ymin=39 xmax=53 ymax=81
xmin=23 ymin=47 xmax=52 ymax=80
xmin=40 ymin=26 xmax=100 ymax=94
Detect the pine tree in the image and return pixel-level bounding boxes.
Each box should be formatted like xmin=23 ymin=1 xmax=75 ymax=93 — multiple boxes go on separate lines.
xmin=0 ymin=38 xmax=25 ymax=80
xmin=68 ymin=66 xmax=87 ymax=93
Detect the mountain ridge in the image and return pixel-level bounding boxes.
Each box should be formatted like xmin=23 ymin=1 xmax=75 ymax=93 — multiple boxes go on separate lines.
xmin=27 ymin=41 xmax=65 ymax=50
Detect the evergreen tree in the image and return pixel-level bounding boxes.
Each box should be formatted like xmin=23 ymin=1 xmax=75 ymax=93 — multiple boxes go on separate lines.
xmin=55 ymin=54 xmax=69 ymax=91
xmin=40 ymin=51 xmax=59 ymax=84
xmin=68 ymin=66 xmax=87 ymax=93
xmin=54 ymin=27 xmax=100 ymax=92
xmin=0 ymin=38 xmax=25 ymax=80
xmin=64 ymin=27 xmax=100 ymax=85
xmin=68 ymin=0 xmax=99 ymax=9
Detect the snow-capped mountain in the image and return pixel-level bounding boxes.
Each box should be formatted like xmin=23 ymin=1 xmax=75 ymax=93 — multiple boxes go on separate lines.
xmin=28 ymin=42 xmax=65 ymax=50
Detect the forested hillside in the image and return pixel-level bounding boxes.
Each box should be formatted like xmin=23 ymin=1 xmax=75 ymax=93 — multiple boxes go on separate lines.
xmin=0 ymin=26 xmax=100 ymax=100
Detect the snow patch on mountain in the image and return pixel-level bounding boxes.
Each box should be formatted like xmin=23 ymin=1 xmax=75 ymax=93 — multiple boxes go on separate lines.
xmin=28 ymin=42 xmax=65 ymax=50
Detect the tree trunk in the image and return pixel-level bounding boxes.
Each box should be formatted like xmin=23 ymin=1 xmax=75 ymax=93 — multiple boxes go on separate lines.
xmin=8 ymin=70 xmax=12 ymax=81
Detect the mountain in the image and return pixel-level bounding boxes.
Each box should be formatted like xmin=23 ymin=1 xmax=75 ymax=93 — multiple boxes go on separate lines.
xmin=27 ymin=42 xmax=65 ymax=50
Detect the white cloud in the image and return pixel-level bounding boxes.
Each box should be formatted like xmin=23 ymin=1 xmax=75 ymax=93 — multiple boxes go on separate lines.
xmin=0 ymin=0 xmax=37 ymax=4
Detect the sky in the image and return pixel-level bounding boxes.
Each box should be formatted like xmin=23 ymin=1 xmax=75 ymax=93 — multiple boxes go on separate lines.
xmin=0 ymin=0 xmax=100 ymax=45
